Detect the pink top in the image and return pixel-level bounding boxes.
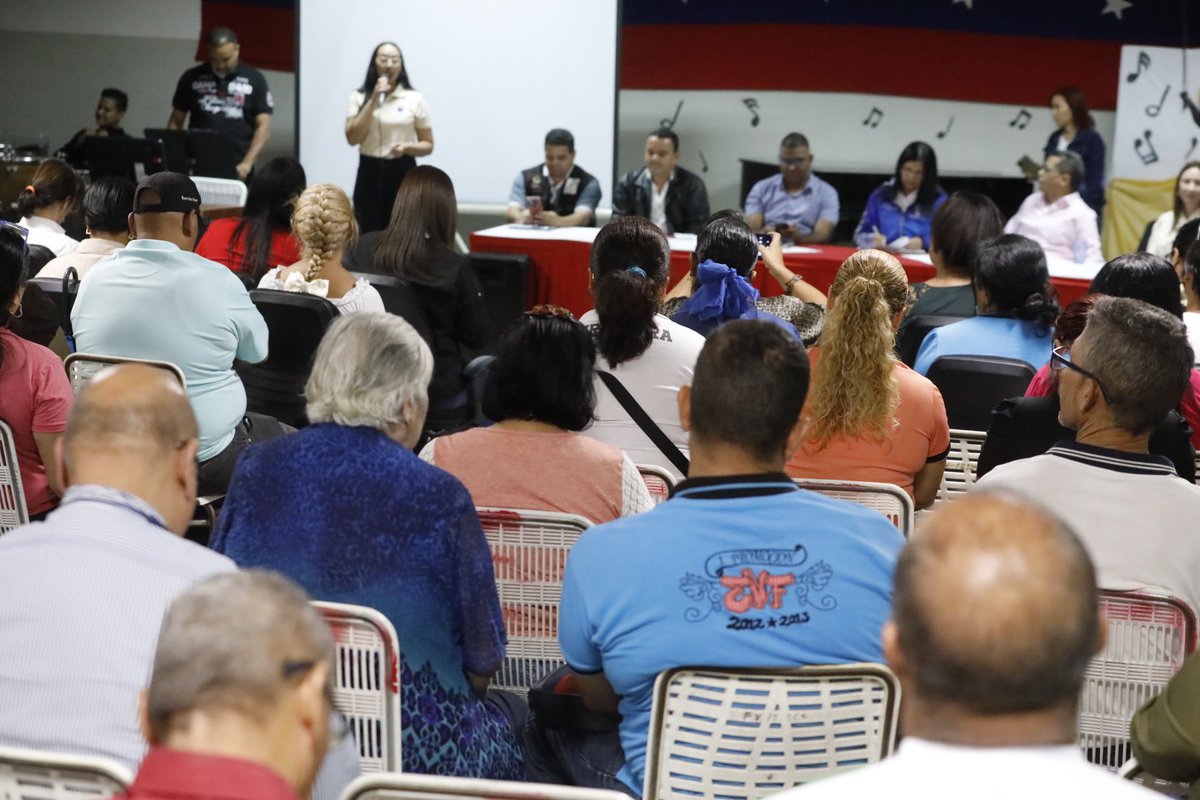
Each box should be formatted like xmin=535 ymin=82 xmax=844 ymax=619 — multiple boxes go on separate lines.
xmin=195 ymin=217 xmax=302 ymax=274
xmin=0 ymin=329 xmax=72 ymax=515
xmin=787 ymin=347 xmax=950 ymax=499
xmin=1003 ymin=190 xmax=1102 ymax=265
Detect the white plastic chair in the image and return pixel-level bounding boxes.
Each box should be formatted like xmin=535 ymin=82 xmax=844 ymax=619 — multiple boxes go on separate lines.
xmin=637 ymin=463 xmax=676 ymax=505
xmin=793 ymin=478 xmax=914 ymax=538
xmin=192 ymin=175 xmax=248 ymax=208
xmin=1079 ymin=591 xmax=1198 ymax=770
xmin=1117 ymin=756 xmax=1193 ymax=797
xmin=644 ymin=664 xmax=901 ymax=800
xmin=0 ymin=419 xmax=28 ymax=535
xmin=338 ymin=773 xmax=631 ymax=800
xmin=314 ymin=601 xmax=403 ymax=773
xmin=64 ymin=353 xmax=187 ymax=396
xmin=0 ymin=744 xmax=131 ymax=800
xmin=935 ymin=429 xmax=986 ymax=503
xmin=475 ymin=507 xmax=594 ymax=695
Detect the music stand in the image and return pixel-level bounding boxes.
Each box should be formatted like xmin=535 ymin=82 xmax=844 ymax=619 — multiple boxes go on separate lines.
xmin=187 ymin=130 xmax=240 ymax=179
xmin=143 ymin=128 xmax=191 ymax=173
xmin=82 ymin=137 xmax=165 ymax=182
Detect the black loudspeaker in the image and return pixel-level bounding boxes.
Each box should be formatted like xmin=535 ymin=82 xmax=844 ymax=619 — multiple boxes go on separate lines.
xmin=467 ymin=252 xmax=529 ymax=357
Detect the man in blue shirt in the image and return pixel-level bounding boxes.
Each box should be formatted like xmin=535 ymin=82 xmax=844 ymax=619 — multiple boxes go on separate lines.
xmin=745 ymin=132 xmax=840 ymax=244
xmin=537 ymin=320 xmax=904 ymax=796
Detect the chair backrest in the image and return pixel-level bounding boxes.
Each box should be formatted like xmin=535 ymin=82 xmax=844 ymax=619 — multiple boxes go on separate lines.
xmin=925 ymin=355 xmax=1035 ymax=430
xmin=25 ymin=267 xmax=79 ymax=338
xmin=644 ymin=664 xmax=901 ymax=800
xmin=339 ymin=773 xmax=632 ymax=800
xmin=474 ymin=507 xmax=594 ymax=695
xmin=235 ymin=289 xmax=338 ymax=428
xmin=637 ymin=463 xmax=676 ymax=505
xmin=792 ymin=478 xmax=913 ymax=537
xmin=192 ymin=175 xmax=248 ymax=208
xmin=896 ymin=314 xmax=969 ymax=368
xmin=935 ymin=429 xmax=987 ymax=504
xmin=349 ymin=271 xmax=433 ymax=343
xmin=313 ymin=601 xmax=403 ymax=774
xmin=0 ymin=744 xmax=132 ymax=800
xmin=64 ymin=353 xmax=187 ymax=396
xmin=1079 ymin=591 xmax=1198 ymax=770
xmin=466 ymin=252 xmax=530 ymax=357
xmin=0 ymin=419 xmax=28 ymax=536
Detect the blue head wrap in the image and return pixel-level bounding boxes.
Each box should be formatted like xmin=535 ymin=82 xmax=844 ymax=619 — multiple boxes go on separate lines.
xmin=680 ymin=259 xmax=760 ymax=321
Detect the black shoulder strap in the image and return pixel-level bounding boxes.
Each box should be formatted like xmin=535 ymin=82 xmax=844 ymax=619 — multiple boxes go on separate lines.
xmin=597 ymin=370 xmax=689 ymax=475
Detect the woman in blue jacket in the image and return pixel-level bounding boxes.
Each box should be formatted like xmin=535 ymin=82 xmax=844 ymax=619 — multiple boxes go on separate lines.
xmin=854 ymin=141 xmax=946 ymax=253
xmin=1044 ymin=86 xmax=1106 ymax=218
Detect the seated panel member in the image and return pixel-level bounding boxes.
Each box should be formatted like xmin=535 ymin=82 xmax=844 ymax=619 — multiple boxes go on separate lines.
xmin=744 ymin=132 xmax=840 ymax=244
xmin=612 ymin=127 xmax=709 ymax=235
xmin=1004 ymin=151 xmax=1102 ymax=266
xmin=506 ymin=129 xmax=600 ymax=227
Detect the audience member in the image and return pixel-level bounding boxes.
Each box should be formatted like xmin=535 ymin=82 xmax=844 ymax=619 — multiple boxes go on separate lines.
xmin=1045 ymin=86 xmax=1108 ymax=217
xmin=506 ymin=129 xmax=600 ymax=227
xmin=896 ymin=191 xmax=1005 ymax=346
xmin=666 ymin=216 xmax=804 ymax=340
xmin=128 ymin=571 xmax=339 ymax=800
xmin=57 ymin=88 xmax=130 ymax=169
xmin=1004 ymin=151 xmax=1102 ymax=266
xmin=169 ymin=27 xmax=273 ymax=180
xmin=210 ymin=313 xmax=524 ymax=781
xmin=580 ymin=217 xmax=705 ymax=479
xmin=421 ymin=305 xmax=653 ymax=521
xmin=612 ymin=127 xmax=710 ymax=235
xmin=532 ymin=320 xmax=903 ymax=795
xmin=0 ymin=223 xmax=71 ymax=518
xmin=787 ymin=250 xmax=949 ymax=508
xmin=854 ymin=141 xmax=947 ymax=253
xmin=1182 ymin=237 xmax=1200 ymax=361
xmin=1131 ymin=649 xmax=1200 ymax=786
xmin=16 ymin=158 xmax=83 ymax=257
xmin=0 ymin=364 xmax=234 ymax=769
xmin=37 ymin=176 xmax=134 ymax=279
xmin=196 ymin=157 xmax=306 ymax=277
xmin=71 ymin=172 xmax=277 ymax=496
xmin=370 ymin=165 xmax=488 ymax=433
xmin=744 ymin=132 xmax=839 ymax=244
xmin=977 ymin=295 xmax=1194 ymax=481
xmin=980 ymin=297 xmax=1200 ymax=616
xmin=914 ymin=234 xmax=1057 ymax=376
xmin=1144 ymin=161 xmax=1200 ymax=258
xmin=258 ymin=184 xmax=383 ymax=313
xmin=767 ymin=492 xmax=1153 ymax=800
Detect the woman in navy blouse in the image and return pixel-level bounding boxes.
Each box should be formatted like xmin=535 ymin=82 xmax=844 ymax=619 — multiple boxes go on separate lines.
xmin=1044 ymin=86 xmax=1107 ymax=218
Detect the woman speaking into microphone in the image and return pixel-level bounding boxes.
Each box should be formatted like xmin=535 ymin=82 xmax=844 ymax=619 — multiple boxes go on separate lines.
xmin=345 ymin=42 xmax=434 ymax=232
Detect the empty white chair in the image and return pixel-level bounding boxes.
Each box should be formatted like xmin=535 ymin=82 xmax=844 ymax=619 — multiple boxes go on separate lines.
xmin=793 ymin=478 xmax=913 ymax=537
xmin=0 ymin=419 xmax=28 ymax=535
xmin=192 ymin=176 xmax=248 ymax=209
xmin=64 ymin=353 xmax=186 ymax=396
xmin=314 ymin=601 xmax=403 ymax=773
xmin=0 ymin=744 xmax=131 ymax=800
xmin=936 ymin=429 xmax=986 ymax=503
xmin=338 ymin=772 xmax=631 ymax=800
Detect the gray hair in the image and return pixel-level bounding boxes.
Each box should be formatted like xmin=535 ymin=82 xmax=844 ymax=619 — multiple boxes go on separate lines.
xmin=306 ymin=312 xmax=434 ymax=429
xmin=1085 ymin=296 xmax=1193 ymax=435
xmin=145 ymin=570 xmax=333 ymax=739
xmin=1051 ymin=151 xmax=1085 ymax=191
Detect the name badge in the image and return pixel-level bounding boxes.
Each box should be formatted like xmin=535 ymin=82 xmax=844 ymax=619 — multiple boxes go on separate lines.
xmin=564 ymin=177 xmax=580 ymax=195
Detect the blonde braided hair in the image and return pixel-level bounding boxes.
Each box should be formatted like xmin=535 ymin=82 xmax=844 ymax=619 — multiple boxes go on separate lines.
xmin=290 ymin=183 xmax=357 ymax=281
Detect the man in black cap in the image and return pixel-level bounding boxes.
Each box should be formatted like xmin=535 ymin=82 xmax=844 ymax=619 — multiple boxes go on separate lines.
xmin=168 ymin=27 xmax=274 ymax=180
xmin=71 ymin=172 xmax=279 ymax=495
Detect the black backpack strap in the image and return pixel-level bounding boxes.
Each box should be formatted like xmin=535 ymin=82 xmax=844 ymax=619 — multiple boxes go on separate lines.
xmin=597 ymin=370 xmax=689 ymax=475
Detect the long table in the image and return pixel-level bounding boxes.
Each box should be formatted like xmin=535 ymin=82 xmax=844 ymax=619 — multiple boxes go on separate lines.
xmin=470 ymin=224 xmax=1096 ymax=319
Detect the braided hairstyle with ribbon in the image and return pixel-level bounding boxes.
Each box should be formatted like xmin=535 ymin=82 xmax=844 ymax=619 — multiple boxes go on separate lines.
xmin=290 ymin=183 xmax=357 ymax=282
xmin=589 ymin=217 xmax=671 ymax=367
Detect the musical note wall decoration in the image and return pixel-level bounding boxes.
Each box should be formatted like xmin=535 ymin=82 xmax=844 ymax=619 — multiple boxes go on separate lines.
xmin=1126 ymin=51 xmax=1151 ymax=83
xmin=1187 ymin=137 xmax=1198 ymax=160
xmin=741 ymin=98 xmax=761 ymax=127
xmin=698 ymin=151 xmax=709 ymax=173
xmin=862 ymin=107 xmax=883 ymax=128
xmin=936 ymin=116 xmax=954 ymax=139
xmin=1134 ymin=130 xmax=1159 ymax=166
xmin=660 ymin=100 xmax=684 ymax=129
xmin=1183 ymin=91 xmax=1200 ymax=128
xmin=1146 ymin=85 xmax=1170 ymax=117
xmin=1008 ymin=109 xmax=1031 ymax=130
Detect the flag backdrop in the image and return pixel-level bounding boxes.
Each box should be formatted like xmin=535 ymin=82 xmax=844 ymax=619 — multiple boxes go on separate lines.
xmin=196 ymin=0 xmax=295 ymax=72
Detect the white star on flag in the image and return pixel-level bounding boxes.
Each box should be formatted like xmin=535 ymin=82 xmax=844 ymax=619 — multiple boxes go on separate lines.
xmin=952 ymin=0 xmax=974 ymax=7
xmin=1101 ymin=0 xmax=1133 ymax=19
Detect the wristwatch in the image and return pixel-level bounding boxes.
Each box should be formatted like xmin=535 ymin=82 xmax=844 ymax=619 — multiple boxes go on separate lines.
xmin=784 ymin=275 xmax=803 ymax=294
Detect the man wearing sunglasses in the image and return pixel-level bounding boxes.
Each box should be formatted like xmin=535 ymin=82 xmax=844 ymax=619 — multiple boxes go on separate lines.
xmin=980 ymin=296 xmax=1200 ymax=616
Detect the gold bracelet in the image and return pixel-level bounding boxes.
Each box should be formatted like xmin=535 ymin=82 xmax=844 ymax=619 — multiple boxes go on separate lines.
xmin=784 ymin=275 xmax=803 ymax=293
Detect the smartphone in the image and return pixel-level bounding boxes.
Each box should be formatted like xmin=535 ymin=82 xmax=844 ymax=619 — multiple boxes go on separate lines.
xmin=525 ymin=195 xmax=543 ymax=216
xmin=755 ymin=232 xmax=772 ymax=260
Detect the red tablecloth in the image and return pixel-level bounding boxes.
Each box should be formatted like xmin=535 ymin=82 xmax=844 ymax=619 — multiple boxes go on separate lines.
xmin=470 ymin=228 xmax=1093 ymax=318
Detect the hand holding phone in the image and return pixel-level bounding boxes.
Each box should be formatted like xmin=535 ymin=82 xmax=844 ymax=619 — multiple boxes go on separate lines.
xmin=525 ymin=195 xmax=544 ymax=224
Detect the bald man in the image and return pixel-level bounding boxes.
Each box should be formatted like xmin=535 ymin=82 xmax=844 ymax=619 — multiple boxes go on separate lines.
xmin=768 ymin=493 xmax=1156 ymax=799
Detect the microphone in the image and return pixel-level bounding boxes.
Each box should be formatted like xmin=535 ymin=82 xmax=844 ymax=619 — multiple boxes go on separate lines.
xmin=378 ymin=90 xmax=387 ymax=107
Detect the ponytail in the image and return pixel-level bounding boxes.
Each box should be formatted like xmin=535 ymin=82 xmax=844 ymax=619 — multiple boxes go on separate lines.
xmin=594 ymin=268 xmax=662 ymax=367
xmin=17 ymin=159 xmax=82 ymax=219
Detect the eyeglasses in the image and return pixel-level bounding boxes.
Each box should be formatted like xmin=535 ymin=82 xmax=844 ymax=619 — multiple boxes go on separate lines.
xmin=525 ymin=304 xmax=576 ymax=321
xmin=779 ymin=158 xmax=808 ymax=166
xmin=282 ymin=660 xmax=352 ymax=749
xmin=1051 ymin=345 xmax=1113 ymax=404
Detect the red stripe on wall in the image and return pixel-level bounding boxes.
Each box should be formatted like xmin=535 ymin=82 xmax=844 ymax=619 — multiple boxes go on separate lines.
xmin=620 ymin=24 xmax=1119 ymax=110
xmin=195 ymin=2 xmax=295 ymax=72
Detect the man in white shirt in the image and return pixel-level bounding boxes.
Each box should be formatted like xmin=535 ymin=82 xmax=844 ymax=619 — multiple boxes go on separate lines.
xmin=768 ymin=491 xmax=1157 ymax=800
xmin=1005 ymin=151 xmax=1102 ymax=266
xmin=612 ymin=127 xmax=710 ymax=235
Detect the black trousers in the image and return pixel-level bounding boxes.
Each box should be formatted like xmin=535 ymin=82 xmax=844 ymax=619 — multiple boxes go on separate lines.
xmin=353 ymin=153 xmax=417 ymax=233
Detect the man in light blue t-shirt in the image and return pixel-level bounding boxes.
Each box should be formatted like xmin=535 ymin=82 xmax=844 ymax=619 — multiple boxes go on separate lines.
xmin=744 ymin=132 xmax=840 ymax=244
xmin=530 ymin=320 xmax=904 ymax=797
